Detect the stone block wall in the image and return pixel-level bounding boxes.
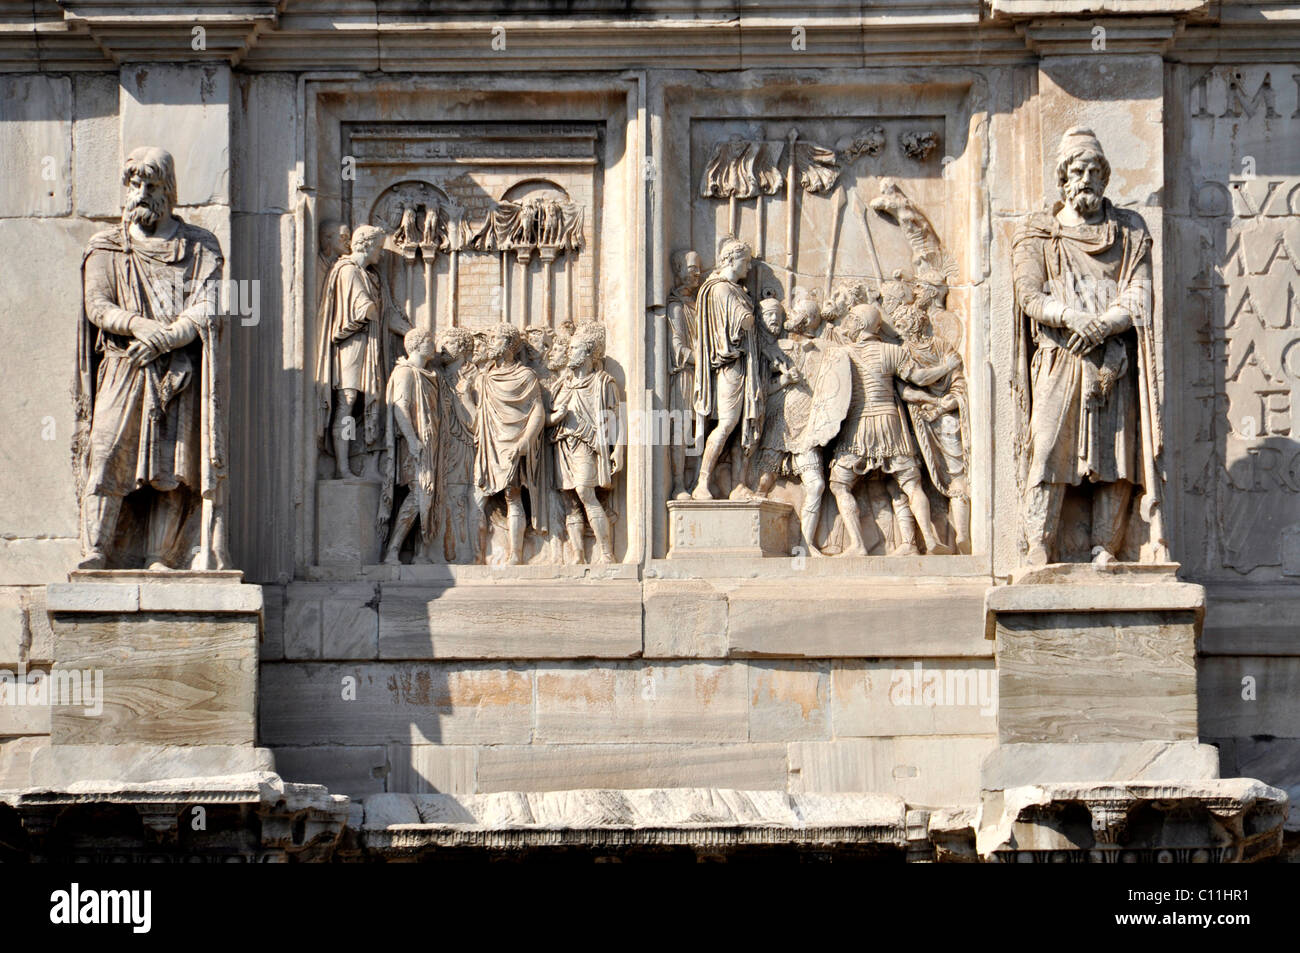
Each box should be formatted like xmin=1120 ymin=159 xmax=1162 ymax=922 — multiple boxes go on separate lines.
xmin=0 ymin=2 xmax=1296 ymax=823
xmin=259 ymin=575 xmax=996 ymax=802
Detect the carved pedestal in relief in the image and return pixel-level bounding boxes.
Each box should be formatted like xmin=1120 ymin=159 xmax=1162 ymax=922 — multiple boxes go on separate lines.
xmin=316 ymin=479 xmax=382 ymax=567
xmin=667 ymin=499 xmax=794 ymax=559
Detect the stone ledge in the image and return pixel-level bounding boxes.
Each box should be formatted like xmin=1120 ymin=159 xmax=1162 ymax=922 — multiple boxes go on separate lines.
xmin=46 ymin=583 xmax=138 ymax=613
xmin=0 ymin=771 xmax=340 ymax=811
xmin=0 ymin=771 xmax=351 ymax=861
xmin=989 ymin=0 xmax=1213 ymax=19
xmin=977 ymin=778 xmax=1289 ymax=863
xmin=358 ymin=788 xmax=909 ymax=854
xmin=28 ymin=744 xmax=275 ymax=790
xmin=375 ymin=579 xmax=642 ymax=660
xmin=49 ymin=578 xmax=262 ymax=615
xmin=980 ymin=741 xmax=1221 ymax=790
xmin=302 ymin=563 xmax=638 ymax=583
xmin=984 ymin=577 xmax=1205 ymax=639
xmin=644 ymin=555 xmax=990 ymax=580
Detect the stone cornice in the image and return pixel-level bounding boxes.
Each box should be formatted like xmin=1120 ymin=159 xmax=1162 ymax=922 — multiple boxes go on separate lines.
xmin=0 ymin=1 xmax=1296 ymax=70
xmin=55 ymin=1 xmax=284 ymax=64
xmin=988 ymin=0 xmax=1218 ymax=20
xmin=1018 ymin=14 xmax=1185 ymax=54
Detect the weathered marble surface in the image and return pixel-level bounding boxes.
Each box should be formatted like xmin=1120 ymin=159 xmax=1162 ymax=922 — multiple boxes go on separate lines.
xmin=358 ymin=788 xmax=909 ymax=854
xmin=0 ymin=1 xmax=1295 ymax=862
xmin=995 ymin=609 xmax=1199 ymax=744
xmin=977 ymin=779 xmax=1288 ymax=863
xmin=47 ymin=579 xmax=262 ymax=748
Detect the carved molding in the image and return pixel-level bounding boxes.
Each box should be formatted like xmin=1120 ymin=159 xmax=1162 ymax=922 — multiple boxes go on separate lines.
xmin=6 ymin=1 xmax=1295 ymax=70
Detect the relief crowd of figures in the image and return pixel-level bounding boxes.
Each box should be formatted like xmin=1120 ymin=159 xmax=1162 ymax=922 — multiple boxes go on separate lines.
xmin=315 ymin=218 xmax=621 ymax=566
xmin=668 ymin=238 xmax=971 ymax=557
xmin=68 ymin=129 xmax=1162 ymax=570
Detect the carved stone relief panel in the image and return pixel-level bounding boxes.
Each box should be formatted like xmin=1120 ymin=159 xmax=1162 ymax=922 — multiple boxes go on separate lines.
xmin=312 ymin=116 xmax=628 ymax=567
xmin=1171 ymin=65 xmax=1300 ymax=579
xmin=666 ymin=102 xmax=976 ymax=559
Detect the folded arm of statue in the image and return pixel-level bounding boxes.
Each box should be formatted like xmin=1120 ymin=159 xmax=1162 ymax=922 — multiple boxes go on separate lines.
xmin=901 ymin=383 xmax=935 ymax=405
xmin=123 ymin=318 xmax=196 ymax=369
xmin=334 ymin=302 xmax=376 ymax=341
xmin=1098 ymin=304 xmax=1134 ymax=337
xmin=126 ymin=313 xmax=170 ymax=352
xmin=157 ymin=315 xmax=200 ymax=352
xmin=905 ymin=351 xmax=959 ymax=388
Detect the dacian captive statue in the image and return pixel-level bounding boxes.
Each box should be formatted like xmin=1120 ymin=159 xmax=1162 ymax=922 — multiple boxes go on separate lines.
xmin=1011 ymin=127 xmax=1166 ymax=566
xmin=74 ymin=146 xmax=230 ymax=571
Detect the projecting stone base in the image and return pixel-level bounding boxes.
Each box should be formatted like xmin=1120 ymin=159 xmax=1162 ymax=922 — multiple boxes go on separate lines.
xmin=28 ymin=744 xmax=275 ymax=788
xmin=981 ymin=741 xmax=1221 ymax=789
xmin=46 ymin=576 xmax=262 ymax=748
xmin=357 ymin=788 xmax=914 ymax=859
xmin=666 ymin=499 xmax=794 ymax=558
xmin=985 ymin=563 xmax=1205 ymax=744
xmin=317 ymin=479 xmax=382 ymax=567
xmin=976 ymin=779 xmax=1289 ymax=863
xmin=0 ymin=772 xmax=350 ymax=862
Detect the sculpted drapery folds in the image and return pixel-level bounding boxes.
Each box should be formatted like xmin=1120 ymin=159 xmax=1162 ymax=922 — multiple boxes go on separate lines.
xmin=666 ymin=249 xmax=702 ymax=501
xmin=691 ymin=237 xmax=764 ymax=501
xmin=314 ymin=224 xmax=412 ymax=478
xmin=473 ymin=323 xmax=547 ymax=565
xmin=1012 ymin=127 xmax=1165 ymax=565
xmin=434 ymin=326 xmax=481 ymax=564
xmin=74 ymin=146 xmax=229 ymax=571
xmin=548 ymin=323 xmax=623 ymax=564
xmin=378 ymin=328 xmax=442 ymax=564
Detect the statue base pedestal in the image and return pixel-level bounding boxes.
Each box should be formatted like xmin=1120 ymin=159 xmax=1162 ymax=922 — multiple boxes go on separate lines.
xmin=974 ymin=562 xmax=1286 ymax=862
xmin=45 ymin=573 xmax=262 ymax=759
xmin=317 ymin=479 xmax=381 ymax=568
xmin=666 ymin=498 xmax=794 ymax=559
xmin=6 ymin=575 xmax=349 ymax=861
xmin=983 ymin=562 xmax=1205 ymax=744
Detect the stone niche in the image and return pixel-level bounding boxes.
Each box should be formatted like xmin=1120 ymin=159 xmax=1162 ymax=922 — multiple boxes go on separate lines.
xmin=306 ymin=79 xmax=641 ymax=575
xmin=651 ymin=71 xmax=991 ymax=567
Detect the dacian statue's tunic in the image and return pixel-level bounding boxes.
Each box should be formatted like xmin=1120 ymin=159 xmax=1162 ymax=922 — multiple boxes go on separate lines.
xmin=1012 ymin=199 xmax=1153 ymax=490
xmin=76 ymin=219 xmax=224 ymax=501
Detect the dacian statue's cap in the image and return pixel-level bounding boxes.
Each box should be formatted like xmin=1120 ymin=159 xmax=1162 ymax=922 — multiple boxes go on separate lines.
xmin=1056 ymin=126 xmax=1106 ymax=163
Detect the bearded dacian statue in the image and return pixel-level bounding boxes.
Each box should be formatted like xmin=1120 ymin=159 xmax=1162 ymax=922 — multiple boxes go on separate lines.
xmin=74 ymin=147 xmax=230 ymax=571
xmin=1011 ymin=127 xmax=1165 ymax=566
